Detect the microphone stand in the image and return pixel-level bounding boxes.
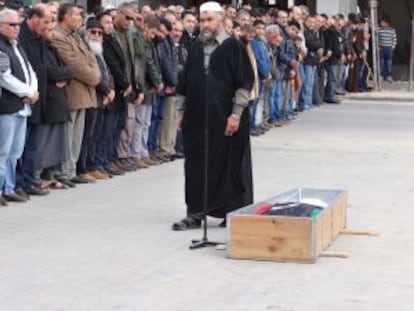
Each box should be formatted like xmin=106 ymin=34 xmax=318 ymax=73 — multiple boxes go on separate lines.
xmin=190 ymin=71 xmax=220 ymax=250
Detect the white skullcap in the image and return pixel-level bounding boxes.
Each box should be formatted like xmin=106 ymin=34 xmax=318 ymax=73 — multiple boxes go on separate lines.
xmin=199 ymin=1 xmax=223 ymax=14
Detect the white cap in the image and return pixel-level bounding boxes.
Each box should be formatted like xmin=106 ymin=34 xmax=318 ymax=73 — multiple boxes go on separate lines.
xmin=199 ymin=1 xmax=223 ymax=14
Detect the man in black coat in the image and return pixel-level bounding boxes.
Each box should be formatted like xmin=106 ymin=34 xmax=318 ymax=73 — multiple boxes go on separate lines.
xmin=323 ymin=17 xmax=343 ymax=103
xmin=172 ymin=2 xmax=254 ymax=230
xmin=17 ymin=4 xmax=51 ymax=196
xmin=180 ymin=11 xmax=198 ymax=53
xmin=300 ymin=15 xmax=323 ymax=110
xmin=41 ymin=21 xmax=73 ymax=188
xmin=102 ymin=4 xmax=134 ymax=175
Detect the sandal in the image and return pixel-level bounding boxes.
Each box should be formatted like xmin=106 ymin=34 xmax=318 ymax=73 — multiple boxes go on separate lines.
xmin=172 ymin=217 xmax=202 ymax=231
xmin=49 ymin=181 xmax=69 ymax=190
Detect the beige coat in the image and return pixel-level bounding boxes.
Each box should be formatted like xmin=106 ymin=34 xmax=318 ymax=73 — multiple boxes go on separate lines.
xmin=52 ymin=25 xmax=100 ymax=110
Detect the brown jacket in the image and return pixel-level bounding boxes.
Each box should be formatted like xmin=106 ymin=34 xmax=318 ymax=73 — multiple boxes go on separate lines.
xmin=52 ymin=25 xmax=100 ymax=110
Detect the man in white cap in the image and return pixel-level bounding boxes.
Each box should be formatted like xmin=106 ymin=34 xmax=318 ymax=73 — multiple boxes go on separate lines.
xmin=172 ymin=1 xmax=254 ymax=230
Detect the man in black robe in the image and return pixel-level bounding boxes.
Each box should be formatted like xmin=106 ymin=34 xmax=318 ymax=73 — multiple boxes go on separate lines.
xmin=172 ymin=1 xmax=255 ymax=231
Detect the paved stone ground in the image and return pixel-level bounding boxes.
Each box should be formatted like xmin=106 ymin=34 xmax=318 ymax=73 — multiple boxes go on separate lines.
xmin=1 ymin=100 xmax=414 ymax=311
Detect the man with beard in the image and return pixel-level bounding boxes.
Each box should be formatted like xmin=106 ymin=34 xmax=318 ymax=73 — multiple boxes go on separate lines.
xmin=172 ymin=2 xmax=254 ymax=230
xmin=76 ymin=18 xmax=115 ymax=181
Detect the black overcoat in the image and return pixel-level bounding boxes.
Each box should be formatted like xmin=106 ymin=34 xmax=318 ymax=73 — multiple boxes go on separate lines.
xmin=177 ymin=37 xmax=255 ymax=218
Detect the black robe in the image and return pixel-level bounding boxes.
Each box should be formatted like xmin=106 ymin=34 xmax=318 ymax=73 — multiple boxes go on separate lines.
xmin=177 ymin=37 xmax=254 ymax=218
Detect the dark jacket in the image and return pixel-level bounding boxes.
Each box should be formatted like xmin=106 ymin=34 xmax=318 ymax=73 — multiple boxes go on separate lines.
xmin=303 ymin=26 xmax=323 ymax=66
xmin=133 ymin=29 xmax=161 ymax=94
xmin=278 ymin=35 xmax=298 ymax=77
xmin=180 ymin=30 xmax=197 ymax=54
xmin=323 ymin=26 xmax=342 ymax=64
xmin=95 ymin=53 xmax=112 ymax=103
xmin=268 ymin=44 xmax=280 ymax=80
xmin=251 ymin=37 xmax=271 ymax=79
xmin=175 ymin=40 xmax=188 ymax=84
xmin=44 ymin=43 xmax=72 ymax=124
xmin=18 ymin=20 xmax=47 ymax=124
xmin=157 ymin=36 xmax=178 ymax=88
xmin=0 ymin=34 xmax=31 ymax=115
xmin=103 ymin=33 xmax=129 ymax=94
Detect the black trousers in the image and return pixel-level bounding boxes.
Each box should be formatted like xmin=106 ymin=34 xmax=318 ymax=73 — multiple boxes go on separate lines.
xmin=77 ymin=108 xmax=99 ymax=174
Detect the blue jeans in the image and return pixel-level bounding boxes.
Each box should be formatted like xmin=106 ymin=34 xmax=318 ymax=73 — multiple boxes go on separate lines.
xmin=269 ymin=78 xmax=282 ymax=122
xmin=300 ymin=65 xmax=316 ymax=110
xmin=0 ymin=114 xmax=27 ymax=195
xmin=380 ymin=47 xmax=393 ymax=79
xmin=296 ymin=63 xmax=305 ymax=109
xmin=324 ymin=64 xmax=338 ymax=103
xmin=249 ymin=81 xmax=264 ymax=130
xmin=280 ymin=79 xmax=294 ymax=120
xmin=16 ymin=124 xmax=42 ymax=189
xmin=358 ymin=58 xmax=367 ymax=91
xmin=148 ymin=95 xmax=165 ymax=153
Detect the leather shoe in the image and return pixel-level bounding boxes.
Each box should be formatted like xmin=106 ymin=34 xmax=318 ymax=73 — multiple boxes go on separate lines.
xmin=57 ymin=178 xmax=76 ymax=188
xmin=23 ymin=185 xmax=49 ymax=196
xmin=3 ymin=192 xmax=28 ymax=202
xmin=15 ymin=187 xmax=30 ymax=200
xmin=0 ymin=196 xmax=7 ymax=206
xmin=142 ymin=157 xmax=161 ymax=166
xmin=108 ymin=164 xmax=125 ymax=175
xmin=136 ymin=159 xmax=149 ymax=169
xmin=78 ymin=173 xmax=97 ymax=183
xmin=88 ymin=170 xmax=109 ymax=180
xmin=71 ymin=176 xmax=92 ymax=184
xmin=173 ymin=152 xmax=185 ymax=159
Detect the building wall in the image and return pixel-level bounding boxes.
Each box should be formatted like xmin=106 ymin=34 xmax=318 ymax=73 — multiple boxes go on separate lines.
xmin=317 ymin=0 xmax=358 ymax=16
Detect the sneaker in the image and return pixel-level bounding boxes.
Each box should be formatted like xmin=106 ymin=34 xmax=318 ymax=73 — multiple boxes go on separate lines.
xmin=386 ymin=76 xmax=393 ymax=83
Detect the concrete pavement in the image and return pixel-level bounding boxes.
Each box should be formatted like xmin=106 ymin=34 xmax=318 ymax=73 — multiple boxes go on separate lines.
xmin=1 ymin=100 xmax=414 ymax=311
xmin=345 ymin=80 xmax=414 ymax=101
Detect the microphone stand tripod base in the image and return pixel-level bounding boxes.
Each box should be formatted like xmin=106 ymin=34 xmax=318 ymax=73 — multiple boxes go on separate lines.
xmin=190 ymin=238 xmax=220 ymax=250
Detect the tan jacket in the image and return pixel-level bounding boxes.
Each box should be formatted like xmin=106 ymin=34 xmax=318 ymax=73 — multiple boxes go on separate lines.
xmin=52 ymin=25 xmax=100 ymax=110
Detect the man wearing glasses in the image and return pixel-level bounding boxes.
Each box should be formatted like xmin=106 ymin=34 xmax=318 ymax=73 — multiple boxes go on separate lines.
xmin=0 ymin=9 xmax=39 ymax=206
xmin=111 ymin=3 xmax=143 ymax=173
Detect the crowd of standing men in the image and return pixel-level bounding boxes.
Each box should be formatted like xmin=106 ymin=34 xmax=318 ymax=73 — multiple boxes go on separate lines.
xmin=0 ymin=2 xmax=395 ymax=208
